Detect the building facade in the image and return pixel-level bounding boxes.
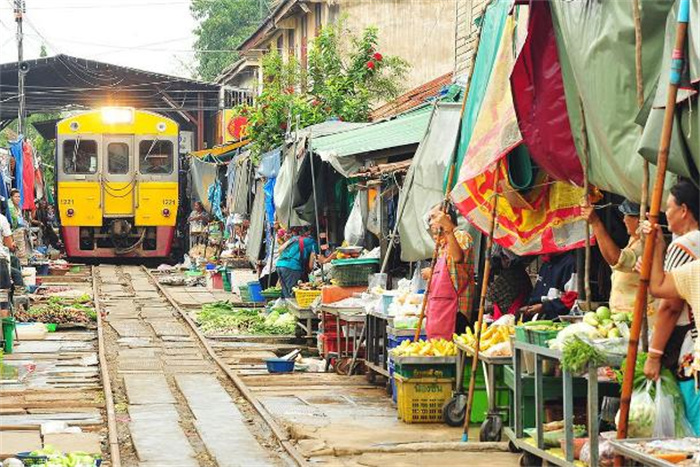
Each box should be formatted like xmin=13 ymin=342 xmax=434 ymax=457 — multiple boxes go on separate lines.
xmin=219 ymin=0 xmax=457 ymax=96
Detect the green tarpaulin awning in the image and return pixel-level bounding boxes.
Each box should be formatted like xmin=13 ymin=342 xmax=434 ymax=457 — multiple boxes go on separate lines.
xmin=311 ymin=105 xmax=433 ymax=177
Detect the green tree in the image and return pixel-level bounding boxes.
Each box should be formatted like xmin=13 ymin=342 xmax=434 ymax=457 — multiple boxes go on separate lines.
xmin=191 ymin=0 xmax=271 ymax=81
xmin=235 ymin=21 xmax=409 ymax=159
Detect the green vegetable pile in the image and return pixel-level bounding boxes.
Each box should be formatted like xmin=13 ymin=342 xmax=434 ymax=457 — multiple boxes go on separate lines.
xmin=561 ymin=335 xmax=606 ymax=374
xmin=28 ymin=444 xmax=100 ymax=466
xmin=15 ymin=295 xmax=96 ymax=325
xmin=195 ymin=301 xmax=296 ymax=335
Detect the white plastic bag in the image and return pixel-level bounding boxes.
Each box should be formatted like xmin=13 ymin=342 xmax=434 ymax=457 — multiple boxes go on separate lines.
xmin=653 ymin=379 xmax=676 ymax=438
xmin=344 ymin=196 xmax=365 ymax=246
xmin=616 ymin=381 xmax=655 ymax=438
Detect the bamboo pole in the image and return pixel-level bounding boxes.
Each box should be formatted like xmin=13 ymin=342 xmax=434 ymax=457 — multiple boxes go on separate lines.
xmin=579 ymin=96 xmax=592 ymax=312
xmin=462 ymin=160 xmax=501 ymax=442
xmin=413 ymin=164 xmax=457 ymax=342
xmin=615 ymin=2 xmax=689 ymax=463
xmin=632 ymin=0 xmax=650 ymax=352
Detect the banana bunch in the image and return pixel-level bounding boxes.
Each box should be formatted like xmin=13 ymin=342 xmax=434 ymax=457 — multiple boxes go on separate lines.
xmin=454 ymin=322 xmax=514 ymax=352
xmin=390 ymin=338 xmax=457 ymax=357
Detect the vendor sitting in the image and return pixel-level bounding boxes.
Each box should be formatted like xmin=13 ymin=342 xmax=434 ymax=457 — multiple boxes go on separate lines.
xmin=518 ymin=250 xmax=577 ymax=321
xmin=276 ymin=228 xmax=321 ymax=299
xmin=421 ymin=204 xmax=475 ymax=340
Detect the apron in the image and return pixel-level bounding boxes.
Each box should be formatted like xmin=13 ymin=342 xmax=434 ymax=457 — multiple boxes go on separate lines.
xmin=426 ymin=255 xmax=461 ymax=340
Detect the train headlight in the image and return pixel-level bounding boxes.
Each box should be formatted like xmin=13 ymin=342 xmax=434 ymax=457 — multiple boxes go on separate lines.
xmin=66 ymin=208 xmax=75 ymax=217
xmin=162 ymin=208 xmax=171 ymax=217
xmin=101 ymin=107 xmax=134 ymax=124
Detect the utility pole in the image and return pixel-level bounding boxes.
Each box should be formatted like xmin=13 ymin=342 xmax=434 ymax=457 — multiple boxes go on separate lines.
xmin=14 ymin=0 xmax=26 ymax=135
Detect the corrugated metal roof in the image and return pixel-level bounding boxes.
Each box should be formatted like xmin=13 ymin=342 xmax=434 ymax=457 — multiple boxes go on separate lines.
xmin=310 ymin=105 xmax=432 ymax=158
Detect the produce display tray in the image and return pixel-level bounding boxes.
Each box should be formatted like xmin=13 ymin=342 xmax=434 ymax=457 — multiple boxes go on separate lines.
xmin=391 ymin=355 xmax=457 ymax=365
xmin=609 ymin=439 xmax=687 ymax=467
xmin=386 ymin=326 xmax=422 ymax=337
xmin=454 ymin=340 xmax=512 ymax=365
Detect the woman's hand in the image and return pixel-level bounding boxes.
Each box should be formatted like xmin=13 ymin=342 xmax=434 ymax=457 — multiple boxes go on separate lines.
xmin=643 ymin=355 xmax=662 ymax=381
xmin=421 ymin=267 xmax=431 ymax=281
xmin=580 ymin=205 xmax=599 ymax=225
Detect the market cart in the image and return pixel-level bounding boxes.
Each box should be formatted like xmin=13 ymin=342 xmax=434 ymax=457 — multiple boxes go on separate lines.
xmin=445 ymin=340 xmax=511 ymax=440
xmin=319 ymin=304 xmax=366 ymax=375
xmin=504 ymin=340 xmax=623 ymax=467
xmin=364 ymin=309 xmax=391 ymax=383
xmin=286 ymin=298 xmax=318 ymax=340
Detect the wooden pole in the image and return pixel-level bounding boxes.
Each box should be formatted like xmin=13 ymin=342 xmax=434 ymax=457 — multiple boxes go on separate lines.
xmin=632 ymin=0 xmax=650 ymax=352
xmin=462 ymin=160 xmax=501 ymax=441
xmin=615 ymin=2 xmax=689 ymax=463
xmin=579 ymin=96 xmax=592 ymax=312
xmin=413 ymin=164 xmax=457 ymax=342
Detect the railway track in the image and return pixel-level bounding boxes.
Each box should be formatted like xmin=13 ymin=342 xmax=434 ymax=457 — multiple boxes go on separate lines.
xmin=94 ymin=264 xmax=304 ymax=467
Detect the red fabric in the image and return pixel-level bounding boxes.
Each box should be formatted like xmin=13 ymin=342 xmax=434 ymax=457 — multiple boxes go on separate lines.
xmin=561 ymin=291 xmax=578 ymax=310
xmin=510 ymin=1 xmax=583 ymax=185
xmin=22 ymin=140 xmax=36 ymax=210
xmin=426 ymin=256 xmax=461 ymax=341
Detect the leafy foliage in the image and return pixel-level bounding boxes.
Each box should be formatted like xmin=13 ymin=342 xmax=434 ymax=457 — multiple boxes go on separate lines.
xmin=191 ymin=0 xmax=271 ymax=81
xmin=234 ymin=20 xmax=409 ymax=159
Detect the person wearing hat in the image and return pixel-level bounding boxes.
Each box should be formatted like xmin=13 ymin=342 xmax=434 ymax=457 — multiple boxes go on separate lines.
xmin=582 ymin=199 xmax=654 ymax=318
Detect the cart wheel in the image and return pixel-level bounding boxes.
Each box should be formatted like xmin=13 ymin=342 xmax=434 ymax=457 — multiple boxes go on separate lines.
xmin=334 ymin=358 xmax=351 ymax=375
xmin=366 ymin=370 xmax=376 ymax=384
xmin=508 ymin=440 xmax=521 ymax=453
xmin=442 ymin=394 xmax=467 ymax=427
xmin=519 ymin=452 xmax=542 ymax=467
xmin=479 ymin=414 xmax=503 ymax=442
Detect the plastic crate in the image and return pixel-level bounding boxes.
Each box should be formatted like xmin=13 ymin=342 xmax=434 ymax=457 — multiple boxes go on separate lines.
xmin=294 ymin=289 xmax=321 ymax=308
xmin=514 ymin=325 xmax=528 ymax=343
xmin=514 ymin=323 xmax=568 ymax=347
xmin=331 ymin=259 xmax=380 ymax=286
xmin=238 ymin=285 xmax=252 ymax=302
xmin=387 ymin=333 xmax=426 ymax=350
xmin=321 ymin=333 xmax=363 ymax=357
xmin=395 ymin=361 xmax=455 ymax=379
xmin=394 ymin=375 xmax=454 ymax=423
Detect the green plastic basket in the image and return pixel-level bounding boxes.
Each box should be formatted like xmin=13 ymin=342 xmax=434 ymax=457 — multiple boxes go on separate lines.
xmin=331 ymin=259 xmax=379 ymax=287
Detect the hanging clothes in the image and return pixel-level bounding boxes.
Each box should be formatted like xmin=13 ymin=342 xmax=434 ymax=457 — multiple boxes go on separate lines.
xmin=10 ymin=138 xmax=23 ymax=207
xmin=22 ymin=140 xmax=36 ymax=211
xmin=34 ymin=164 xmax=45 ymax=201
xmin=207 ymin=178 xmax=224 ymax=221
xmin=189 ymin=157 xmax=218 ymax=212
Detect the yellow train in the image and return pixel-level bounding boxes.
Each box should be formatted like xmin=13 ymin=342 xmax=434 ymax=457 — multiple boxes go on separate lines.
xmin=56 ymin=108 xmax=180 ymax=259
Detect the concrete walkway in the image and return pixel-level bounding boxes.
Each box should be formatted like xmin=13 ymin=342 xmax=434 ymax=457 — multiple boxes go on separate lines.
xmin=99 ymin=265 xmax=278 ymax=467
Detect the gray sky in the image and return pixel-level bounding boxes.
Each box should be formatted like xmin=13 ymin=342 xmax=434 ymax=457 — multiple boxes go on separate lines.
xmin=0 ymin=0 xmax=199 ymax=78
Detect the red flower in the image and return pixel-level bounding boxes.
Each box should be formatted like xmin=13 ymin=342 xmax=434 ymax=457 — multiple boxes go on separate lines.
xmin=312 ymin=99 xmax=320 ymax=107
xmin=366 ymin=60 xmax=376 ymax=70
xmin=280 ymin=122 xmax=288 ymax=130
xmin=373 ymin=52 xmax=383 ymax=62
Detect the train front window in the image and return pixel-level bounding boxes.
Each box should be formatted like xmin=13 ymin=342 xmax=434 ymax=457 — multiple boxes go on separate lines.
xmin=63 ymin=139 xmax=98 ymax=174
xmin=108 ymin=143 xmax=129 ymax=174
xmin=139 ymin=140 xmax=173 ymax=175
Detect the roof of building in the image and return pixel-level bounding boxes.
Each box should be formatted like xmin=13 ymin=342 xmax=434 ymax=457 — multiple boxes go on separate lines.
xmin=0 ymin=54 xmax=220 ymax=126
xmin=370 ymin=72 xmax=453 ymax=121
xmin=237 ymin=0 xmax=300 ymax=53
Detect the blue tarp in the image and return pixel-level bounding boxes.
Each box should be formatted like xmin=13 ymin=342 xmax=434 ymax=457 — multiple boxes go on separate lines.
xmin=10 ymin=137 xmax=23 ymax=208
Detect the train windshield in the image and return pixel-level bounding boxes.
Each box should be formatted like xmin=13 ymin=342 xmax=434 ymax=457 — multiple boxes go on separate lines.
xmin=63 ymin=139 xmax=98 ymax=174
xmin=139 ymin=140 xmax=173 ymax=174
xmin=108 ymin=143 xmax=129 ymax=174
